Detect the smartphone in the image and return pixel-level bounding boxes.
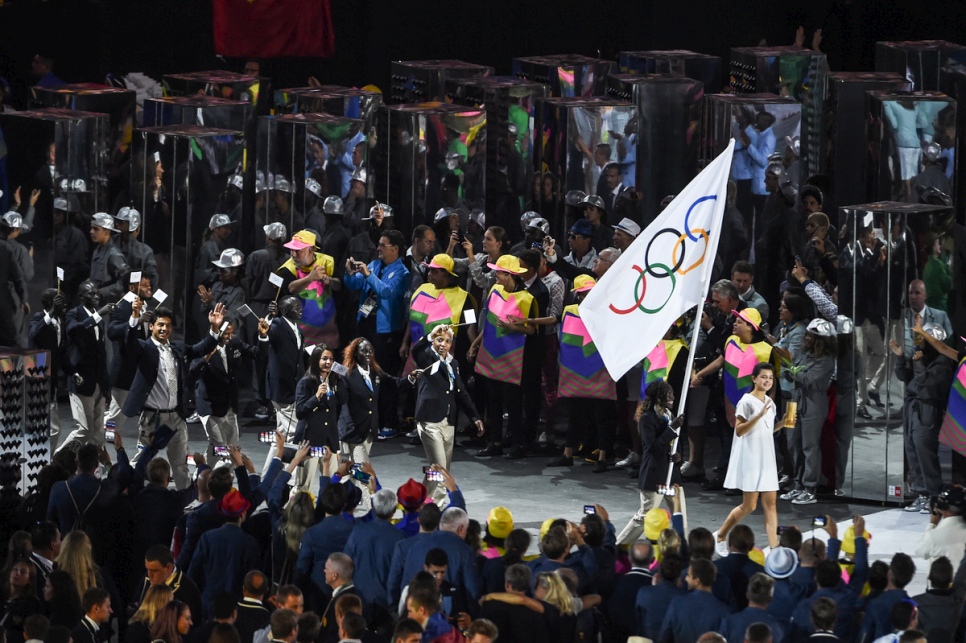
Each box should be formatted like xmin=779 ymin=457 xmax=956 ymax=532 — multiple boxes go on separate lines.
xmin=812 ymin=516 xmax=827 ymax=528
xmin=185 ymin=455 xmax=193 ymax=464
xmin=104 ymin=429 xmax=116 ymax=444
xmin=658 ymin=484 xmax=676 ymax=496
xmin=583 ymin=505 xmax=596 ymax=515
xmin=309 ymin=446 xmax=325 ymax=458
xmin=259 ymin=431 xmax=276 ymax=443
xmin=777 ymin=525 xmax=791 ymax=536
xmin=423 ymin=466 xmax=443 ymax=482
xmin=351 ymin=468 xmax=372 ymax=484
xmin=214 ymin=445 xmax=230 ymax=459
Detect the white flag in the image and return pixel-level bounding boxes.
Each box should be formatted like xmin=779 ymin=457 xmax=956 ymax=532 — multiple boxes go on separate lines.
xmin=581 ymin=140 xmax=736 ymax=380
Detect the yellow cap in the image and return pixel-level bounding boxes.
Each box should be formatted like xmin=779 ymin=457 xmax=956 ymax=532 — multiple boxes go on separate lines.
xmin=841 ymin=525 xmax=871 ymax=555
xmin=540 ymin=517 xmax=559 ymax=540
xmin=425 ymin=253 xmax=457 ymax=276
xmin=643 ymin=508 xmax=670 ymax=541
xmin=283 ymin=229 xmax=317 ymax=250
xmin=749 ymin=547 xmax=766 ymax=567
xmin=487 ymin=254 xmax=527 ymax=275
xmin=487 ymin=507 xmax=514 ymax=539
xmin=572 ymin=274 xmax=597 ymax=293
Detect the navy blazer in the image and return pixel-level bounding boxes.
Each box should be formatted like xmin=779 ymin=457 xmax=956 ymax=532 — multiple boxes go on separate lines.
xmin=106 ymin=299 xmax=144 ymax=390
xmin=344 ymin=516 xmax=406 ymax=609
xmin=607 ymin=568 xmax=655 ymax=639
xmin=714 ymin=552 xmax=765 ymax=611
xmin=28 ymin=311 xmax=65 ymax=396
xmin=187 ymin=524 xmax=261 ymax=618
xmin=65 ymin=306 xmax=109 ymax=397
xmin=46 ymin=465 xmax=126 ymax=536
xmin=122 ymin=321 xmax=218 ymax=417
xmin=341 ymin=368 xmax=407 ymax=443
xmin=176 ymin=500 xmax=225 ymax=571
xmin=294 ymin=373 xmax=347 ymax=447
xmin=401 ymin=530 xmax=483 ymax=602
xmin=190 ymin=339 xmax=259 ymax=417
xmin=411 ymin=336 xmax=480 ymax=426
xmin=297 ymin=514 xmax=355 ymax=596
xmin=261 ymin=317 xmax=306 ymax=404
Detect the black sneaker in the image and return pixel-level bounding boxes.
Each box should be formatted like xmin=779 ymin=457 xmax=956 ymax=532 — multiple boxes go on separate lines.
xmin=504 ymin=447 xmax=527 ymax=460
xmin=476 ymin=444 xmax=503 ymax=457
xmin=592 ymin=461 xmax=607 ymax=473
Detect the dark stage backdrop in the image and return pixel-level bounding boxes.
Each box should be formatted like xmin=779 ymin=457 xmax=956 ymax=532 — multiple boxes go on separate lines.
xmin=0 ymin=0 xmax=963 ymax=108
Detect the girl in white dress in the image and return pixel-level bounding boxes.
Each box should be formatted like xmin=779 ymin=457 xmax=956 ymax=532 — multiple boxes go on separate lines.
xmin=716 ymin=362 xmax=781 ymax=548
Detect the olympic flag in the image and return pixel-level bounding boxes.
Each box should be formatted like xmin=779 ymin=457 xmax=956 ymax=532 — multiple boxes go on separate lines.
xmin=581 ymin=140 xmax=736 ymax=380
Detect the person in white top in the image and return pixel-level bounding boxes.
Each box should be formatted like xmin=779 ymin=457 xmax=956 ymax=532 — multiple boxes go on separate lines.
xmin=914 ymin=484 xmax=966 ymax=568
xmin=716 ymin=362 xmax=781 ymax=551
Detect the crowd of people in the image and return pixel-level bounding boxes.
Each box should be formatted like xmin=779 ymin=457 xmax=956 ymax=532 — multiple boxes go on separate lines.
xmin=0 ymin=47 xmax=965 ymax=643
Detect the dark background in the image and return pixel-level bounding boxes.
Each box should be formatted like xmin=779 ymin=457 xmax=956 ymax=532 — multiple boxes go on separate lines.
xmin=1 ymin=0 xmax=964 ymax=107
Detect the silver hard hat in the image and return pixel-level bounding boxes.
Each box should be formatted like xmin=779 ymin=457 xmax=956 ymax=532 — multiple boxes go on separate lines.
xmin=273 ymin=175 xmax=295 ymax=194
xmin=305 ymin=178 xmax=324 ymax=198
xmin=565 ymin=190 xmax=587 ymax=207
xmin=212 ymin=248 xmax=245 ymax=269
xmin=322 ymin=196 xmax=344 ymax=215
xmin=263 ymin=222 xmax=287 ymax=241
xmin=229 ymin=174 xmax=245 ymax=190
xmin=363 ymin=203 xmax=392 ymax=220
xmin=835 ymin=315 xmax=854 ymax=335
xmin=527 ymin=217 xmax=550 ymax=235
xmin=351 ymin=167 xmax=368 ymax=184
xmin=91 ymin=212 xmax=118 ymax=232
xmin=209 ymin=213 xmax=233 ymax=230
xmin=922 ymin=141 xmax=942 ymax=164
xmin=921 ymin=322 xmax=948 ymax=342
xmin=114 ymin=207 xmax=142 ymax=232
xmin=2 ymin=211 xmax=23 ymax=229
xmin=435 ymin=207 xmax=459 ymax=223
xmin=806 ymin=318 xmax=836 ymax=337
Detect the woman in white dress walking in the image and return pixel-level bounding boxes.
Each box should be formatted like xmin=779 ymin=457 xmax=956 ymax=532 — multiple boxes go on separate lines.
xmin=716 ymin=362 xmax=781 ymax=549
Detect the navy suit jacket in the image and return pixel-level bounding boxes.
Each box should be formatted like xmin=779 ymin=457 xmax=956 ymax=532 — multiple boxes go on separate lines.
xmin=660 ymin=589 xmax=730 ymax=643
xmin=187 ymin=524 xmax=260 ymax=617
xmin=65 ymin=305 xmax=109 ymax=396
xmin=344 ymin=516 xmax=406 ymax=609
xmin=261 ymin=317 xmax=305 ymax=404
xmin=297 ymin=514 xmax=355 ymax=596
xmin=723 ymin=606 xmax=786 ymax=643
xmin=387 ymin=532 xmax=428 ymax=607
xmin=28 ymin=310 xmax=65 ymax=396
xmin=410 ymin=336 xmax=480 ymax=426
xmin=47 ymin=461 xmax=127 ymax=537
xmin=107 ymin=299 xmax=143 ymax=390
xmin=607 ymin=568 xmax=654 ymax=638
xmin=401 ymin=530 xmax=482 ymax=602
xmin=635 ymin=580 xmax=686 ymax=638
xmin=190 ymin=339 xmax=258 ymax=417
xmin=122 ymin=320 xmax=218 ymax=417
xmin=714 ymin=553 xmax=764 ymax=611
xmin=176 ymin=500 xmax=225 ymax=571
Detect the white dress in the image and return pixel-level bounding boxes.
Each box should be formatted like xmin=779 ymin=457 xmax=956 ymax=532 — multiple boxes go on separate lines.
xmin=723 ymin=393 xmax=779 ymax=492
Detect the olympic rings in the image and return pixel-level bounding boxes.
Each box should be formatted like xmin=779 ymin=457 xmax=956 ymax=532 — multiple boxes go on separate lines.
xmin=608 ymin=194 xmax=717 ymax=316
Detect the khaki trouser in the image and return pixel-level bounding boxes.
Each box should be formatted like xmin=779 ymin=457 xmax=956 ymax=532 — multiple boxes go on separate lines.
xmin=418 ymin=419 xmax=456 ymax=506
xmin=58 ymin=386 xmax=106 ymax=452
xmin=617 ymin=490 xmax=667 ymax=545
xmin=132 ymin=409 xmax=191 ymax=490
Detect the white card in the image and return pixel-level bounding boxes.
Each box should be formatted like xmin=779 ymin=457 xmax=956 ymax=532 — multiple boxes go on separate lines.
xmin=129 ymin=271 xmax=142 ymax=284
xmin=268 ymin=273 xmax=284 ymax=288
xmin=332 ymin=363 xmax=349 ymax=377
xmin=463 ymin=309 xmax=477 ymax=325
xmin=304 ymin=343 xmax=316 ymax=356
xmin=122 ymin=291 xmax=138 ymax=303
xmin=56 ymin=267 xmax=65 ymax=281
xmin=153 ymin=289 xmax=168 ymax=305
xmin=220 ymin=321 xmax=230 ymax=332
xmin=237 ymin=303 xmax=257 ymax=319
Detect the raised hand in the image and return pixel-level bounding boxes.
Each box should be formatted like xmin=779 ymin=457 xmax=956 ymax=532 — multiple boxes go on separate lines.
xmin=208 ymin=302 xmax=226 ymax=329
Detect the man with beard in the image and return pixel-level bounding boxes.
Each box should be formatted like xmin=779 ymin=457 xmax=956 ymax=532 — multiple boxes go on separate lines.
xmin=258 ymin=296 xmax=309 ymax=453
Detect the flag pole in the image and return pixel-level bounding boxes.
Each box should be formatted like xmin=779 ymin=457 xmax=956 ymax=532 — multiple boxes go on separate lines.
xmin=662 ymin=141 xmax=735 ymax=489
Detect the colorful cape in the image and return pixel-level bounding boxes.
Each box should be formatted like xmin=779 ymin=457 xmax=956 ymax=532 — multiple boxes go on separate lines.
xmin=558 ymin=304 xmax=616 ymax=399
xmin=723 ymin=336 xmax=774 ymax=427
xmin=404 ymin=284 xmax=469 ymax=375
xmin=474 ymin=285 xmax=534 ymax=385
xmin=281 ymin=253 xmax=338 ymax=347
xmin=940 ymin=355 xmax=966 ymax=457
xmin=640 ymin=338 xmax=688 ymax=399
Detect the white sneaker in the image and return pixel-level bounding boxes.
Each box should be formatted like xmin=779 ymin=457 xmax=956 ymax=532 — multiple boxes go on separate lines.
xmin=792 ymin=491 xmax=817 ymax=505
xmin=616 ymin=452 xmax=640 ymax=468
xmin=834 ymin=488 xmax=846 ymax=497
xmin=780 ymin=489 xmax=803 ymax=501
xmin=904 ymin=495 xmax=928 ymax=512
xmin=713 ymin=531 xmax=729 ymax=558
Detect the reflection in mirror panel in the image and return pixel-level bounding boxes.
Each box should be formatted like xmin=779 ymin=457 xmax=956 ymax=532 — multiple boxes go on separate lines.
xmin=606 ymin=74 xmax=703 ymax=225
xmin=162 ymin=70 xmax=261 ymax=106
xmin=256 ymin=113 xmax=367 ymax=239
xmin=876 ymin=40 xmax=966 ymax=91
xmin=512 ymin=55 xmax=615 ymax=98
xmin=133 ymin=125 xmax=245 ymax=337
xmin=824 ymin=73 xmax=911 ymax=212
xmin=533 ymin=97 xmax=637 ymax=234
xmin=444 ymin=76 xmax=549 ymax=237
xmin=618 ymin=50 xmax=724 ymax=94
xmin=142 ymin=95 xmax=252 ymax=132
xmin=374 ymin=103 xmax=486 ymax=237
xmin=389 ymin=60 xmax=494 ymax=104
xmin=0 ymin=108 xmax=111 ymax=315
xmin=866 ymin=91 xmax=956 ymax=204
xmin=838 ymin=200 xmax=958 ymax=501
xmin=940 ymin=65 xmax=966 ymax=221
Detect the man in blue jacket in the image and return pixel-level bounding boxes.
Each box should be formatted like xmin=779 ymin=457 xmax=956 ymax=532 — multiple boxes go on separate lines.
xmin=659 ymin=559 xmax=730 ymax=643
xmin=635 ymin=554 xmax=687 ymax=639
xmin=857 ymin=552 xmax=917 ymax=643
xmin=723 ymin=573 xmax=786 ymax=643
xmin=296 ymin=481 xmax=354 ymax=609
xmin=400 ymin=507 xmax=482 ymax=604
xmin=387 ymin=503 xmax=441 ymax=609
xmin=344 ymin=489 xmax=405 ymax=624
xmin=714 ymin=524 xmax=765 ymax=611
xmin=344 ymin=228 xmax=409 ymax=437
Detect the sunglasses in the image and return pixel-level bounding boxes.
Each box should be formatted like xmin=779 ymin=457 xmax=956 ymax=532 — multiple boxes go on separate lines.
xmin=568 ymin=233 xmax=588 ymax=239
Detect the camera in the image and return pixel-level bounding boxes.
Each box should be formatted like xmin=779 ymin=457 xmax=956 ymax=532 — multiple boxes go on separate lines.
xmin=423 ymin=466 xmax=443 ymax=482
xmin=583 ymin=505 xmax=596 ymax=515
xmin=258 ymin=431 xmax=276 ymax=443
xmin=213 ymin=446 xmax=230 ymax=459
xmin=812 ymin=516 xmax=827 ymax=528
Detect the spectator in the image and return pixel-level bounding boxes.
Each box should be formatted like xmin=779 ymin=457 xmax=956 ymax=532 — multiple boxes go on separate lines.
xmin=607 ymin=540 xmax=653 ymax=638
xmin=479 ymin=564 xmax=548 ymax=643
xmin=465 ymin=618 xmax=498 ymax=643
xmin=911 ymin=554 xmax=966 ymax=643
xmin=723 ymin=572 xmax=786 ymax=643
xmin=344 ymin=488 xmax=405 ymax=620
xmin=659 ymin=558 xmax=730 ymax=643
xmin=808 ymin=597 xmax=840 ymax=643
xmin=70 ymin=587 xmax=112 ymax=643
xmin=635 ymin=553 xmax=686 ymax=639
xmin=267 ymin=609 xmax=299 ymax=643
xmin=404 ymin=576 xmax=461 ymax=643
xmin=126 ymin=585 xmax=174 ymax=643
xmin=187 ymin=490 xmax=260 ymax=619
xmin=732 ymin=261 xmax=769 ymax=322
xmin=140 ymin=545 xmax=203 ymax=631
xmin=873 ymin=599 xmax=919 ymax=643
xmin=233 ymin=571 xmax=271 ymax=643
xmin=297 ymin=482 xmax=354 ymax=605
xmin=744 ymin=622 xmax=774 ymax=643
xmin=42 ymin=570 xmax=82 ymax=629
xmin=401 ymin=508 xmax=482 ymax=603
xmin=22 ymin=613 xmax=48 ymax=643
xmin=1 ymin=557 xmax=42 ymax=641
xmin=392 ymin=618 xmax=423 ymax=643
xmin=481 ymin=528 xmax=530 ymax=595
xmin=714 ymin=524 xmax=765 ymax=611
xmin=858 ymin=553 xmax=917 ymax=643
xmin=318 ymin=553 xmax=364 ymax=640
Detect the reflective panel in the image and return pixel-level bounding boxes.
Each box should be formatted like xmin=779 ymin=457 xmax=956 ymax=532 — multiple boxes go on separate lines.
xmin=824 ymin=72 xmax=911 ymax=212
xmin=444 ymin=76 xmax=549 ymax=234
xmin=374 ymin=103 xmax=486 ymax=236
xmin=142 ymin=95 xmax=252 ymax=131
xmin=162 ymin=70 xmax=261 ymax=105
xmin=0 ymin=348 xmax=51 ymax=494
xmin=533 ymin=97 xmax=637 ymax=234
xmin=512 ymin=55 xmax=616 ymax=97
xmin=133 ymin=125 xmax=245 ymax=336
xmin=619 ymin=50 xmax=723 ymax=94
xmin=606 ymin=74 xmax=704 ymax=225
xmin=876 ymin=40 xmax=966 ymax=91
xmin=0 ymin=108 xmax=110 ymax=310
xmin=940 ymin=63 xmax=966 ymax=222
xmin=838 ymin=201 xmax=957 ymax=501
xmin=866 ymin=91 xmax=956 ymax=203
xmin=256 ymin=112 xmax=367 ymax=236
xmin=389 ymin=60 xmax=494 ymax=104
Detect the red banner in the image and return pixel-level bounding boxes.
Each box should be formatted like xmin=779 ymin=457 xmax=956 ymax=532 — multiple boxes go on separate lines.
xmin=213 ymin=0 xmax=334 ymax=58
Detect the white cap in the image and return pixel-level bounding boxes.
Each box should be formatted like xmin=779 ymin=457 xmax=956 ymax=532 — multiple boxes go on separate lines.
xmin=209 ymin=214 xmax=233 ymax=230
xmin=2 ymin=211 xmax=22 ymax=229
xmin=612 ymin=217 xmax=641 ymax=237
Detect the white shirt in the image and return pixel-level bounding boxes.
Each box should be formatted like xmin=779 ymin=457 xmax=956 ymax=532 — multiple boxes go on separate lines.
xmin=43 ymin=312 xmax=62 ymax=345
xmin=145 ymin=336 xmax=178 ymax=410
xmin=84 ymin=307 xmax=102 ymax=341
xmin=914 ymin=515 xmax=966 ymax=567
xmin=281 ymin=316 xmax=302 ymax=350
